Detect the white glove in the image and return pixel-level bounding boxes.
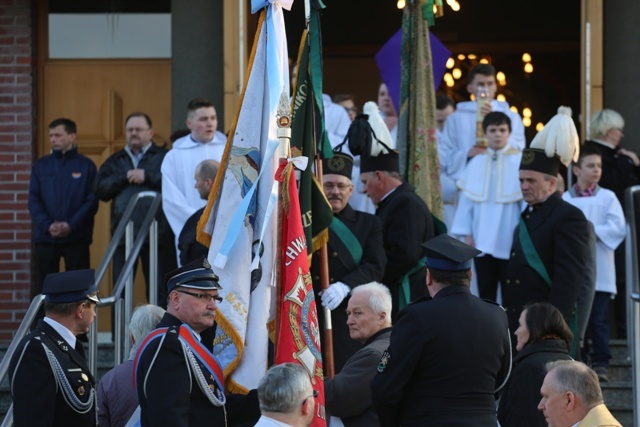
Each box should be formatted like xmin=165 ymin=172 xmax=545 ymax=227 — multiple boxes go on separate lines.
xmin=321 ymin=282 xmax=351 ymax=310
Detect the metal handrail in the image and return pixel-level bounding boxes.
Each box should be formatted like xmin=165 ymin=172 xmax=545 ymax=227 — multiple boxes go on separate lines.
xmin=624 ymin=185 xmax=640 ymax=427
xmin=0 ymin=191 xmax=161 ymax=427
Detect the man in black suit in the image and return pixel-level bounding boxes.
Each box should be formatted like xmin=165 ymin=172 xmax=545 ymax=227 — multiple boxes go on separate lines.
xmin=503 ymin=146 xmax=590 ymax=344
xmin=360 ymin=150 xmax=435 ymax=317
xmin=371 ymin=234 xmax=511 ymax=426
xmin=313 ymin=152 xmax=386 ymax=372
xmin=9 ymin=269 xmax=99 ymax=426
xmin=134 ymin=257 xmax=260 ymax=427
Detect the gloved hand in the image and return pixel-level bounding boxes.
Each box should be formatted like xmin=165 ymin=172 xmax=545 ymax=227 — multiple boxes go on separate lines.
xmin=321 ymin=282 xmax=351 ymax=310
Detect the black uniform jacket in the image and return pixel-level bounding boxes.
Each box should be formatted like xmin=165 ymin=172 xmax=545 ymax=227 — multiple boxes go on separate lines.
xmin=371 ymin=285 xmax=511 ymax=427
xmin=503 ymin=193 xmax=589 ymax=334
xmin=325 ymin=328 xmax=391 ymax=427
xmin=136 ymin=312 xmax=260 ymax=427
xmin=375 ymin=182 xmax=434 ymax=316
xmin=498 ymin=339 xmax=571 ymax=427
xmin=312 ymin=204 xmax=386 ymax=371
xmin=9 ymin=320 xmax=96 ymax=427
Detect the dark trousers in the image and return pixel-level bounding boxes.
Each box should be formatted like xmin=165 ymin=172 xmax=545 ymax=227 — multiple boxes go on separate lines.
xmin=112 ymin=242 xmax=176 ymax=309
xmin=474 ymin=255 xmax=509 ymax=302
xmin=584 ymin=291 xmax=612 ymax=366
xmin=613 ymin=245 xmax=626 ymax=338
xmin=33 ymin=242 xmax=91 ymax=298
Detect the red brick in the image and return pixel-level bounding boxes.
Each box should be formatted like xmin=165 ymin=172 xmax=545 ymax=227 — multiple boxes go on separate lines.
xmin=0 ymin=104 xmax=30 ymax=114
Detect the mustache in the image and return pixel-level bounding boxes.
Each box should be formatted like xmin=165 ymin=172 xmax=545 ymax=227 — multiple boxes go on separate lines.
xmin=203 ymin=311 xmax=216 ymax=317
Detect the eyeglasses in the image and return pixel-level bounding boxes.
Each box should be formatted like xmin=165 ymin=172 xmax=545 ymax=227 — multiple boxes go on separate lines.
xmin=126 ymin=127 xmax=150 ymax=133
xmin=302 ymin=389 xmax=319 ymax=406
xmin=177 ymin=290 xmax=223 ymax=304
xmin=323 ymin=183 xmax=352 ymax=191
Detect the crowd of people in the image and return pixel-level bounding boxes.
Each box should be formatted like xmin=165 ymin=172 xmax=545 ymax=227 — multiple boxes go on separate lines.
xmin=11 ymin=61 xmax=636 ymax=426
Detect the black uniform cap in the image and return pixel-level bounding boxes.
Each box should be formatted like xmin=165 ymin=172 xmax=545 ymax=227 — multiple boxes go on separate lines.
xmin=165 ymin=257 xmax=221 ymax=293
xmin=322 ymin=152 xmax=354 ymax=179
xmin=43 ymin=269 xmax=99 ymax=304
xmin=421 ymin=234 xmax=481 ymax=271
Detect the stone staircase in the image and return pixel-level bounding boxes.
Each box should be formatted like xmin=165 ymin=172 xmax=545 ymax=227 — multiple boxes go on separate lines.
xmin=602 ymin=338 xmax=635 ymax=426
xmin=0 ymin=340 xmax=636 ymax=425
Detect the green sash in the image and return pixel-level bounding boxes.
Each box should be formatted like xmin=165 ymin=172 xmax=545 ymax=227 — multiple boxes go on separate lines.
xmin=399 ymin=259 xmax=426 ymax=310
xmin=329 ymin=217 xmax=363 ymax=265
xmin=518 ymin=217 xmax=579 ymax=358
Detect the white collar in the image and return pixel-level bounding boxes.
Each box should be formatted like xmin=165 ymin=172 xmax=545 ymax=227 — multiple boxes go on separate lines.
xmin=591 ymin=139 xmax=616 ymax=150
xmin=44 ymin=317 xmax=76 ymax=349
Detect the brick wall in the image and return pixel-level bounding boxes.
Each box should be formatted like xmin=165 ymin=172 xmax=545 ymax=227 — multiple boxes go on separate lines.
xmin=0 ymin=0 xmax=34 ymax=343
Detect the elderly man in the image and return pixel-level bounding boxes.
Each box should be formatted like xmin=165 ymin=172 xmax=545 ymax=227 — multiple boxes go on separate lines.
xmin=162 ymin=98 xmax=227 ymax=246
xmin=503 ymin=109 xmax=590 ymax=349
xmin=371 ymin=234 xmax=511 ymax=426
xmin=360 ymin=150 xmax=435 ymax=317
xmin=9 ymin=270 xmax=100 ymax=426
xmin=134 ymin=257 xmax=260 ymax=427
xmin=313 ymin=152 xmax=386 ymax=371
xmin=95 ymin=112 xmax=176 ymax=305
xmin=255 ymin=363 xmax=316 ymax=427
xmin=538 ymin=360 xmax=622 ymax=427
xmin=178 ymin=159 xmax=220 ymax=265
xmin=324 ymin=282 xmax=392 ymax=427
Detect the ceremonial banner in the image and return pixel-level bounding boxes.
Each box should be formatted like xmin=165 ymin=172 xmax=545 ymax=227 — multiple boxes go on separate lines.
xmin=275 ymin=159 xmax=326 ymax=426
xmin=396 ymin=1 xmax=445 ymax=224
xmin=291 ymin=28 xmax=333 ymax=255
xmin=197 ymin=0 xmax=291 ymax=392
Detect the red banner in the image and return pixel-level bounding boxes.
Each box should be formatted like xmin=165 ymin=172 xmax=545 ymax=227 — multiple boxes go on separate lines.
xmin=275 ymin=160 xmax=326 ymax=426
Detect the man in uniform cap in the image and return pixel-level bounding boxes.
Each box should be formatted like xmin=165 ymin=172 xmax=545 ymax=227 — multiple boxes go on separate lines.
xmin=371 ymin=234 xmax=511 ymax=427
xmin=503 ymin=107 xmax=590 ymax=352
xmin=313 ymin=151 xmax=386 ymax=372
xmin=134 ymin=257 xmax=260 ymax=427
xmin=9 ymin=269 xmax=99 ymax=426
xmin=359 ymin=147 xmax=435 ymax=317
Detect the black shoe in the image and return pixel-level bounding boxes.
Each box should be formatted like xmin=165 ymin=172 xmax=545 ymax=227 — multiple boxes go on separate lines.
xmin=594 ymin=366 xmax=609 ymax=382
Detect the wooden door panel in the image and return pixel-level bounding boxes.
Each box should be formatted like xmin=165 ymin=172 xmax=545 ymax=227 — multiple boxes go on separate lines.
xmin=41 ymin=59 xmax=171 ymax=333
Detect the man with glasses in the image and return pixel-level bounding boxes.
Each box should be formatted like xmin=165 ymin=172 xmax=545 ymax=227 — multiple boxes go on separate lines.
xmin=255 ymin=363 xmax=316 ymax=427
xmin=94 ymin=112 xmax=176 ymax=307
xmin=312 ymin=152 xmax=386 ymax=372
xmin=9 ymin=269 xmax=100 ymax=426
xmin=134 ymin=257 xmax=260 ymax=427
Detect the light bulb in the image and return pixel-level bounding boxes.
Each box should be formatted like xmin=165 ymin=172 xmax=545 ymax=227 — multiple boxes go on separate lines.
xmin=496 ymin=94 xmax=506 ymax=102
xmin=452 ymin=68 xmax=462 ymax=79
xmin=446 ymin=57 xmax=455 ymax=69
xmin=397 ymin=0 xmax=405 ymax=9
xmin=523 ymin=117 xmax=532 ymax=127
xmin=522 ymin=53 xmax=532 ymax=63
xmin=536 ymin=122 xmax=545 ymax=132
xmin=523 ymin=107 xmax=532 ymax=118
xmin=524 ymin=63 xmax=534 ymax=73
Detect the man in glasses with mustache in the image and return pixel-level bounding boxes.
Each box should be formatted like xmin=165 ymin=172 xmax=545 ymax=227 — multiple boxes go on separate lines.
xmin=313 ymin=151 xmax=386 ymax=373
xmin=134 ymin=257 xmax=260 ymax=427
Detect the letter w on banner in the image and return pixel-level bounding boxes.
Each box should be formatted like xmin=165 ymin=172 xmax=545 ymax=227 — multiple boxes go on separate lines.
xmin=196 ymin=0 xmax=291 ymax=392
xmin=275 ymin=159 xmax=326 ymax=426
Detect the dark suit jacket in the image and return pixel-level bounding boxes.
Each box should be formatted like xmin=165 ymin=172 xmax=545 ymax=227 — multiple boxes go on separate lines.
xmin=583 ymin=140 xmax=639 ymax=204
xmin=136 ymin=313 xmax=260 ymax=427
xmin=375 ymin=183 xmax=435 ymax=317
xmin=325 ymin=328 xmax=391 ymax=427
xmin=178 ymin=207 xmax=208 ymax=265
xmin=312 ymin=204 xmax=386 ymax=371
xmin=371 ymin=286 xmax=511 ymax=427
xmin=503 ymin=193 xmax=590 ymax=335
xmin=9 ymin=320 xmax=96 ymax=427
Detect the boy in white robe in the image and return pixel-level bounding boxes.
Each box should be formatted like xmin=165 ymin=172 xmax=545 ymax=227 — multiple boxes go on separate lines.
xmin=451 ymin=112 xmax=523 ymax=301
xmin=562 ymin=145 xmax=626 ymax=381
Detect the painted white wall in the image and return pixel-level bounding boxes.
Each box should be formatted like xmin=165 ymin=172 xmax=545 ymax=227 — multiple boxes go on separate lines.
xmin=49 ymin=14 xmax=171 ymax=59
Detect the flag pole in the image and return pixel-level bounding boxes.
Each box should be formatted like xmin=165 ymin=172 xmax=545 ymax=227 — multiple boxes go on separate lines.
xmin=314 ymin=156 xmax=335 ymax=378
xmin=275 ymin=88 xmax=292 ymax=349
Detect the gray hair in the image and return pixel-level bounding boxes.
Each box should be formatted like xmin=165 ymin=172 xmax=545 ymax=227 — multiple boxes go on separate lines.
xmin=351 ymin=282 xmax=392 ymax=325
xmin=545 ymin=360 xmax=603 ymax=406
xmin=258 ymin=363 xmax=312 ymax=413
xmin=129 ymin=304 xmax=165 ymax=357
xmin=589 ymin=109 xmax=624 ymax=140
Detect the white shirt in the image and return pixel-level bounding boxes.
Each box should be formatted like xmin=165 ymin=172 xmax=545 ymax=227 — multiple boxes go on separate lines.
xmin=253 ymin=415 xmax=294 ymax=427
xmin=161 ymin=131 xmax=227 ymax=238
xmin=562 ymin=187 xmax=626 ymax=294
